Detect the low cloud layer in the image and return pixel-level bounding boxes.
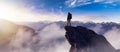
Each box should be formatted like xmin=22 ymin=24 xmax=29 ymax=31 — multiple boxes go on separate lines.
xmin=0 ymin=21 xmax=120 ymax=52
xmin=104 ymin=27 xmax=120 ymax=49
xmin=0 ymin=23 xmax=70 ymax=52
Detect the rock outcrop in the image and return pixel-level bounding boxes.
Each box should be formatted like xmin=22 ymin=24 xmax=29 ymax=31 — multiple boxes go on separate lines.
xmin=65 ymin=26 xmax=120 ymax=52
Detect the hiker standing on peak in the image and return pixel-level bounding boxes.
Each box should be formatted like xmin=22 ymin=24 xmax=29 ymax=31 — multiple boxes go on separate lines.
xmin=66 ymin=12 xmax=77 ymax=52
xmin=67 ymin=12 xmax=72 ymax=26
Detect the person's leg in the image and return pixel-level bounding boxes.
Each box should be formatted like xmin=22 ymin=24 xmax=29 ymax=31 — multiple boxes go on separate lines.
xmin=67 ymin=22 xmax=68 ymax=26
xmin=69 ymin=20 xmax=71 ymax=26
xmin=67 ymin=20 xmax=70 ymax=26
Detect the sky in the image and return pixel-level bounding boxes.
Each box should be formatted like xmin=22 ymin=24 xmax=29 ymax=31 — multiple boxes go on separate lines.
xmin=0 ymin=0 xmax=120 ymax=23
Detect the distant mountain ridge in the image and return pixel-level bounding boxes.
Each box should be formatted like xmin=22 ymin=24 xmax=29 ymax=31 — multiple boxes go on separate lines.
xmin=26 ymin=21 xmax=120 ymax=34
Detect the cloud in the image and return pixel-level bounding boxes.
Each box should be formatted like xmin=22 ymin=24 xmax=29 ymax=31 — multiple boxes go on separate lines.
xmin=0 ymin=23 xmax=70 ymax=52
xmin=92 ymin=24 xmax=103 ymax=34
xmin=65 ymin=0 xmax=120 ymax=7
xmin=0 ymin=1 xmax=66 ymax=22
xmin=1 ymin=0 xmax=120 ymax=23
xmin=38 ymin=24 xmax=65 ymax=43
xmin=73 ymin=15 xmax=119 ymax=23
xmin=0 ymin=21 xmax=120 ymax=52
xmin=94 ymin=0 xmax=104 ymax=2
xmin=38 ymin=24 xmax=70 ymax=52
xmin=104 ymin=27 xmax=120 ymax=49
xmin=65 ymin=0 xmax=92 ymax=7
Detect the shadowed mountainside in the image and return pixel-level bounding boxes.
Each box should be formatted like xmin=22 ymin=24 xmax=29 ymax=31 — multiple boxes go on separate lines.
xmin=65 ymin=26 xmax=120 ymax=52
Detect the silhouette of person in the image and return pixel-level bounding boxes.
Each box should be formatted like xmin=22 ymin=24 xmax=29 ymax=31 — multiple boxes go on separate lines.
xmin=67 ymin=12 xmax=72 ymax=26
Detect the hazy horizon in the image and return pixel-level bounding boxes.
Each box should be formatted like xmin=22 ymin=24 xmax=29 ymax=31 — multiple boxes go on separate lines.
xmin=0 ymin=0 xmax=120 ymax=23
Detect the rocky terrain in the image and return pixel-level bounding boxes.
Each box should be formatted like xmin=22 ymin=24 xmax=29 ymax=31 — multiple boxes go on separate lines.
xmin=65 ymin=26 xmax=120 ymax=52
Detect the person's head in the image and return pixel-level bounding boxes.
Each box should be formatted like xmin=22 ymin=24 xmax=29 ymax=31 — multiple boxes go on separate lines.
xmin=68 ymin=12 xmax=71 ymax=15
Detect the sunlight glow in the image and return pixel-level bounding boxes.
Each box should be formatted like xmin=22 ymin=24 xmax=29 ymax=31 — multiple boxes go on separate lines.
xmin=0 ymin=2 xmax=41 ymax=22
xmin=0 ymin=1 xmax=67 ymax=23
xmin=0 ymin=19 xmax=18 ymax=46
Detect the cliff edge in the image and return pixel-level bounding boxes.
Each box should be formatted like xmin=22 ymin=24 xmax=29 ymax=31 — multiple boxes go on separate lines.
xmin=65 ymin=26 xmax=120 ymax=52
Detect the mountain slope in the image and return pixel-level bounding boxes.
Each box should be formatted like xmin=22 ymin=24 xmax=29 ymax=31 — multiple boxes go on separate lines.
xmin=65 ymin=26 xmax=120 ymax=52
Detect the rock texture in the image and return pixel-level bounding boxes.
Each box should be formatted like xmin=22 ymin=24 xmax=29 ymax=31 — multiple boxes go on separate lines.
xmin=65 ymin=26 xmax=120 ymax=52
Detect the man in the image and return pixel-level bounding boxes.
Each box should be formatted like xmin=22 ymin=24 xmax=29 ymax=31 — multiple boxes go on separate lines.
xmin=67 ymin=12 xmax=72 ymax=26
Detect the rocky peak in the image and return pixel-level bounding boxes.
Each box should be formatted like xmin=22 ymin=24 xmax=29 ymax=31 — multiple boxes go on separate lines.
xmin=65 ymin=26 xmax=120 ymax=52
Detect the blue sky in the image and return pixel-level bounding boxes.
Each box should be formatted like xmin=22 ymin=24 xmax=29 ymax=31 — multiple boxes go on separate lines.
xmin=19 ymin=0 xmax=120 ymax=15
xmin=1 ymin=0 xmax=120 ymax=22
